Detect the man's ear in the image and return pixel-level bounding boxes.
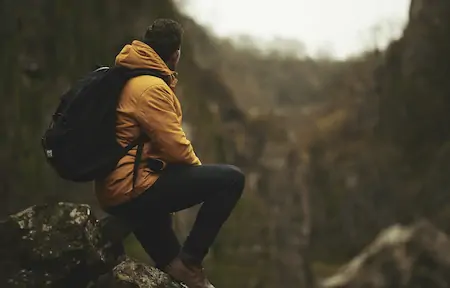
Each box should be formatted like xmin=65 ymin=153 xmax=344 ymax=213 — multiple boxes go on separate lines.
xmin=172 ymin=49 xmax=181 ymax=62
xmin=167 ymin=49 xmax=181 ymax=70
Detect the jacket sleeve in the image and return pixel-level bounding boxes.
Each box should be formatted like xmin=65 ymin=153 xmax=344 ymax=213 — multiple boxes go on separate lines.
xmin=135 ymin=84 xmax=201 ymax=165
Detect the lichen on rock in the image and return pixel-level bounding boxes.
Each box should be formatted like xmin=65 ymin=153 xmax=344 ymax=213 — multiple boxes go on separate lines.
xmin=0 ymin=203 xmax=183 ymax=288
xmin=95 ymin=257 xmax=186 ymax=288
xmin=0 ymin=203 xmax=122 ymax=287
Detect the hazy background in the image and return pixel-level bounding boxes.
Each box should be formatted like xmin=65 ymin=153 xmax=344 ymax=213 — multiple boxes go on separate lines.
xmin=180 ymin=0 xmax=410 ymax=58
xmin=2 ymin=0 xmax=450 ymax=287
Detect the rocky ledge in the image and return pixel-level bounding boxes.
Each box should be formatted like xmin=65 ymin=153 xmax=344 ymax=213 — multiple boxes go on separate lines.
xmin=0 ymin=202 xmax=184 ymax=288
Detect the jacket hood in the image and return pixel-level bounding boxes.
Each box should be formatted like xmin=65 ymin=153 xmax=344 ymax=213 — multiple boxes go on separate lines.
xmin=115 ymin=40 xmax=178 ymax=88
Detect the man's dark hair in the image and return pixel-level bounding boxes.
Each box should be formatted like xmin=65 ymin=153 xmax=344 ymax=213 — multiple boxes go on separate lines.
xmin=143 ymin=19 xmax=183 ymax=61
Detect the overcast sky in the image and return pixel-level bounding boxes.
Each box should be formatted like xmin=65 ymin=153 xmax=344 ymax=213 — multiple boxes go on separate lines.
xmin=179 ymin=0 xmax=411 ymax=59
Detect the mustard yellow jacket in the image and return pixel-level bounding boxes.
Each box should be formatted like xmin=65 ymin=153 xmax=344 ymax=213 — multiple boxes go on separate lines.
xmin=95 ymin=40 xmax=201 ymax=208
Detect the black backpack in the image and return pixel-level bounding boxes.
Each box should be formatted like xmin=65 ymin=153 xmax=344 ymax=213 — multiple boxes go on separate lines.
xmin=41 ymin=65 xmax=166 ymax=182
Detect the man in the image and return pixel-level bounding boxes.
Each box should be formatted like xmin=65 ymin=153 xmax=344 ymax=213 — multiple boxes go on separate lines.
xmin=95 ymin=19 xmax=245 ymax=288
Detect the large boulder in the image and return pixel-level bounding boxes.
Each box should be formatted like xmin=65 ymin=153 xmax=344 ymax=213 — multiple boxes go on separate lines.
xmin=0 ymin=202 xmax=180 ymax=288
xmin=322 ymin=220 xmax=450 ymax=288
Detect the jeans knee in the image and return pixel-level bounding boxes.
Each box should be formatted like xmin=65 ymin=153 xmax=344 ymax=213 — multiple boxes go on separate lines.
xmin=223 ymin=165 xmax=245 ymax=195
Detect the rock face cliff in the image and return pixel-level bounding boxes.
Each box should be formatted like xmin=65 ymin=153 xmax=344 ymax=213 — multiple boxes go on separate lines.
xmin=303 ymin=0 xmax=450 ymax=263
xmin=377 ymin=0 xmax=450 ymax=152
xmin=375 ymin=0 xmax=450 ymax=230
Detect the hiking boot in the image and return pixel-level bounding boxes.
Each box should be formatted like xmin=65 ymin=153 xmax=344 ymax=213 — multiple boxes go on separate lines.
xmin=164 ymin=257 xmax=215 ymax=288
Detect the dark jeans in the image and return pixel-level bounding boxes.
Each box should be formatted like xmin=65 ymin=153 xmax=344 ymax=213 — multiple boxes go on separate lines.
xmin=107 ymin=164 xmax=245 ymax=269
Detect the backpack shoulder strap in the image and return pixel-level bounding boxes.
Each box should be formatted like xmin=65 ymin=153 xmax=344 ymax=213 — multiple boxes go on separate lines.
xmin=122 ymin=135 xmax=146 ymax=193
xmin=128 ymin=138 xmax=165 ymax=193
xmin=133 ymin=143 xmax=144 ymax=193
xmin=115 ymin=66 xmax=169 ymax=84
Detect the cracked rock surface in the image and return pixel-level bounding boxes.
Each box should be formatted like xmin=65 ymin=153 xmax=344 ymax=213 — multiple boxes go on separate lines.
xmin=0 ymin=203 xmax=180 ymax=288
